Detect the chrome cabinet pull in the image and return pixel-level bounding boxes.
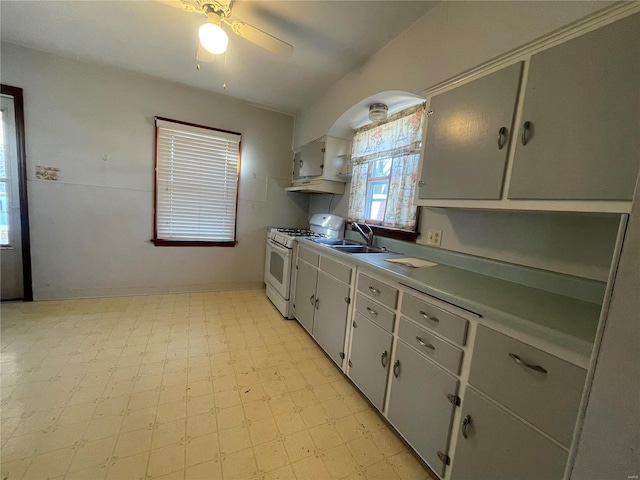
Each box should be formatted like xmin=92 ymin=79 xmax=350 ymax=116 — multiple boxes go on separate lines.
xmin=381 ymin=351 xmax=388 ymax=368
xmin=508 ymin=353 xmax=547 ymax=374
xmin=462 ymin=414 xmax=471 ymax=439
xmin=368 ymin=286 xmax=381 ymax=296
xmin=521 ymin=121 xmax=532 ymax=146
xmin=366 ymin=307 xmax=378 ymax=317
xmin=497 ymin=126 xmax=507 ymax=150
xmin=419 ymin=310 xmax=439 ymax=323
xmin=416 ymin=336 xmax=435 ymax=350
xmin=309 ymin=295 xmax=315 ymax=306
xmin=315 ymin=298 xmax=319 ymax=310
xmin=393 ymin=359 xmax=401 ymax=378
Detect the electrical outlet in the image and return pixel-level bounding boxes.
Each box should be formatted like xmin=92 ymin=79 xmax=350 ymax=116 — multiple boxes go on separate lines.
xmin=426 ymin=229 xmax=443 ymax=247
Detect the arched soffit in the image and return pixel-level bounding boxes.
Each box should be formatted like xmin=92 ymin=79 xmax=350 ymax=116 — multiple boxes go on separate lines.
xmin=328 ymin=90 xmax=425 ymax=140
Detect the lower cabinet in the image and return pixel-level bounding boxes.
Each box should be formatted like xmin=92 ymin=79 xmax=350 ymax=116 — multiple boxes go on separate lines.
xmin=387 ymin=341 xmax=460 ymax=478
xmin=450 ymin=388 xmax=568 ymax=480
xmin=293 ymin=246 xmax=353 ymax=367
xmin=313 ymin=271 xmax=351 ymax=366
xmin=347 ymin=313 xmax=392 ymax=411
xmin=293 ymin=258 xmax=318 ymax=335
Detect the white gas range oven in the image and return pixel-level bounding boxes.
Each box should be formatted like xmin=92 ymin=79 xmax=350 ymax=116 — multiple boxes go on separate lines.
xmin=264 ymin=214 xmax=345 ymax=318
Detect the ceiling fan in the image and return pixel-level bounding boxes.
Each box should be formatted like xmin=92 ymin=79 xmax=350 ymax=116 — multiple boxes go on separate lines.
xmin=160 ymin=0 xmax=294 ymax=63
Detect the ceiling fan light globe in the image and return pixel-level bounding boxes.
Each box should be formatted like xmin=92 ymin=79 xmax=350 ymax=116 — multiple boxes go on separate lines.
xmin=199 ymin=23 xmax=229 ymax=55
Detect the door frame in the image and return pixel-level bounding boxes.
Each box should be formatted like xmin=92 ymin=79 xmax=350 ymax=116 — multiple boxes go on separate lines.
xmin=1 ymin=85 xmax=32 ymax=301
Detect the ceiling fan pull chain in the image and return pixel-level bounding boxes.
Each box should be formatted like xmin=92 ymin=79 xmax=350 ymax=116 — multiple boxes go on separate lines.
xmin=222 ymin=49 xmax=228 ymax=89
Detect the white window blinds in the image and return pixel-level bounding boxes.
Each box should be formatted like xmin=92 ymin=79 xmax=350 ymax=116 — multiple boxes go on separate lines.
xmin=155 ymin=118 xmax=241 ymax=244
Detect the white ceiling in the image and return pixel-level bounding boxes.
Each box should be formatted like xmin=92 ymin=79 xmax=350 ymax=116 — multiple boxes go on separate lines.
xmin=0 ymin=1 xmax=436 ymax=114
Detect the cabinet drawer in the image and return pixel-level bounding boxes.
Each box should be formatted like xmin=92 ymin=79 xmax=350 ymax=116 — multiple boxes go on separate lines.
xmin=451 ymin=388 xmax=568 ymax=480
xmin=469 ymin=326 xmax=586 ymax=447
xmin=320 ymin=256 xmax=352 ymax=284
xmin=401 ymin=293 xmax=468 ymax=346
xmin=298 ymin=246 xmax=319 ymax=267
xmin=357 ymin=273 xmax=398 ymax=309
xmin=398 ymin=317 xmax=463 ymax=375
xmin=355 ymin=293 xmax=395 ymax=332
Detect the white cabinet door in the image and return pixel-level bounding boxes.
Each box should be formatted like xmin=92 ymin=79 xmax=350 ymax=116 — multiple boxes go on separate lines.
xmin=298 ymin=140 xmax=324 ymax=177
xmin=387 ymin=341 xmax=459 ymax=477
xmin=451 ymin=388 xmax=567 ymax=480
xmin=293 ymin=259 xmax=317 ymax=335
xmin=419 ymin=62 xmax=523 ymax=200
xmin=313 ymin=271 xmax=350 ymax=366
xmin=508 ymin=13 xmax=640 ymax=200
xmin=347 ymin=313 xmax=392 ymax=411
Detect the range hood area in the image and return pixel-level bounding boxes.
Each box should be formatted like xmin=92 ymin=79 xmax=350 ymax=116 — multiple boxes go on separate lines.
xmin=285 ymin=179 xmax=345 ymax=194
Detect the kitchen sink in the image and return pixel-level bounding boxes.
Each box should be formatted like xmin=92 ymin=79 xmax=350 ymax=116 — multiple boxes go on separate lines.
xmin=311 ymin=238 xmax=361 ymax=246
xmin=330 ymin=245 xmax=390 ymax=254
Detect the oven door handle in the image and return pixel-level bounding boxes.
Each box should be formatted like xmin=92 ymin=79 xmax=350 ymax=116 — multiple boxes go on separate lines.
xmin=268 ymin=239 xmax=292 ymax=255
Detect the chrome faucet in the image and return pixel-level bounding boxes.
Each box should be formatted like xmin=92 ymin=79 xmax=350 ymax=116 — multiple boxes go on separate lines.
xmin=352 ymin=222 xmax=374 ymax=246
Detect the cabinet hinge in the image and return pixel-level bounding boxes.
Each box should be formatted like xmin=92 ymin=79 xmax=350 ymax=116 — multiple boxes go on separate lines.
xmin=344 ymin=296 xmax=351 ymax=304
xmin=446 ymin=394 xmax=461 ymax=406
xmin=437 ymin=451 xmax=450 ymax=465
xmin=339 ymin=352 xmax=345 ymax=359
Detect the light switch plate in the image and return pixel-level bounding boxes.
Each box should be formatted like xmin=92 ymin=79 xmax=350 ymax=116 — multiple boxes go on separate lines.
xmin=426 ymin=229 xmax=443 ymax=247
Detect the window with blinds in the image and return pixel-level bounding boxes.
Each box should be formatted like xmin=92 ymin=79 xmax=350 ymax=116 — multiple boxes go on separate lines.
xmin=153 ymin=117 xmax=241 ymax=246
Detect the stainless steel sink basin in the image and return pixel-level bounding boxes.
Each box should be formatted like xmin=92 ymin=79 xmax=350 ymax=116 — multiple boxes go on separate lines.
xmin=330 ymin=245 xmax=389 ymax=254
xmin=311 ymin=238 xmax=361 ymax=246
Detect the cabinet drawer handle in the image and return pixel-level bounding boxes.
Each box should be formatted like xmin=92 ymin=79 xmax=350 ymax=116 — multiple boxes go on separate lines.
xmin=315 ymin=298 xmax=320 ymax=310
xmin=416 ymin=336 xmax=435 ymax=350
xmin=497 ymin=126 xmax=507 ymax=150
xmin=508 ymin=353 xmax=547 ymax=374
xmin=309 ymin=294 xmax=315 ymax=306
xmin=366 ymin=307 xmax=378 ymax=317
xmin=352 ymin=320 xmax=358 ymax=328
xmin=462 ymin=414 xmax=471 ymax=439
xmin=419 ymin=311 xmax=439 ymax=323
xmin=393 ymin=359 xmax=401 ymax=378
xmin=348 ymin=359 xmax=353 ymax=368
xmin=381 ymin=350 xmax=388 ymax=368
xmin=521 ymin=121 xmax=532 ymax=146
xmin=368 ymin=286 xmax=381 ymax=296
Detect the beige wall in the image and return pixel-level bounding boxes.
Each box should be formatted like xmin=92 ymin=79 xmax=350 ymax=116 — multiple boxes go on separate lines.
xmin=1 ymin=43 xmax=309 ymax=300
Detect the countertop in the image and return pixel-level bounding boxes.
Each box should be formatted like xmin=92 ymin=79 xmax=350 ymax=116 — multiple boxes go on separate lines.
xmin=299 ymin=239 xmax=602 ymax=360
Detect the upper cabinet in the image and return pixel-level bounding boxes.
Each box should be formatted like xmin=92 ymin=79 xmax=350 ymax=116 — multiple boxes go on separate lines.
xmin=293 ymin=139 xmax=324 ymax=179
xmin=287 ymin=135 xmax=351 ymax=194
xmin=419 ymin=62 xmax=523 ymax=200
xmin=416 ymin=12 xmax=640 ymax=213
xmin=508 ymin=14 xmax=640 ymax=201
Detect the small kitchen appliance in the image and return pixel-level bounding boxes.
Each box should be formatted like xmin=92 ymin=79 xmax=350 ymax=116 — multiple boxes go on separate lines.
xmin=264 ymin=214 xmax=345 ymax=318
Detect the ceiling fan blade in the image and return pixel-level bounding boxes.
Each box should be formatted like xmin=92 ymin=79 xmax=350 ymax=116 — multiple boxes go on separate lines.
xmin=225 ymin=19 xmax=293 ymax=57
xmin=155 ymin=0 xmax=202 ymax=14
xmin=196 ymin=43 xmax=216 ymax=63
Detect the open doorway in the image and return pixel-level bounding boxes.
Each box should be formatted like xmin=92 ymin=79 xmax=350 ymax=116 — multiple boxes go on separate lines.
xmin=1 ymin=85 xmax=32 ymax=301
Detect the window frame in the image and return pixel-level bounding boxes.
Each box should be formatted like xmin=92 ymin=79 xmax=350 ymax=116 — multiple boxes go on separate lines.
xmin=152 ymin=116 xmax=241 ymax=247
xmin=348 ymin=104 xmax=424 ymax=242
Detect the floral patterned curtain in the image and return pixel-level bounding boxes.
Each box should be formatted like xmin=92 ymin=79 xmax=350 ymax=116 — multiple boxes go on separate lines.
xmin=348 ymin=104 xmax=424 ymax=231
